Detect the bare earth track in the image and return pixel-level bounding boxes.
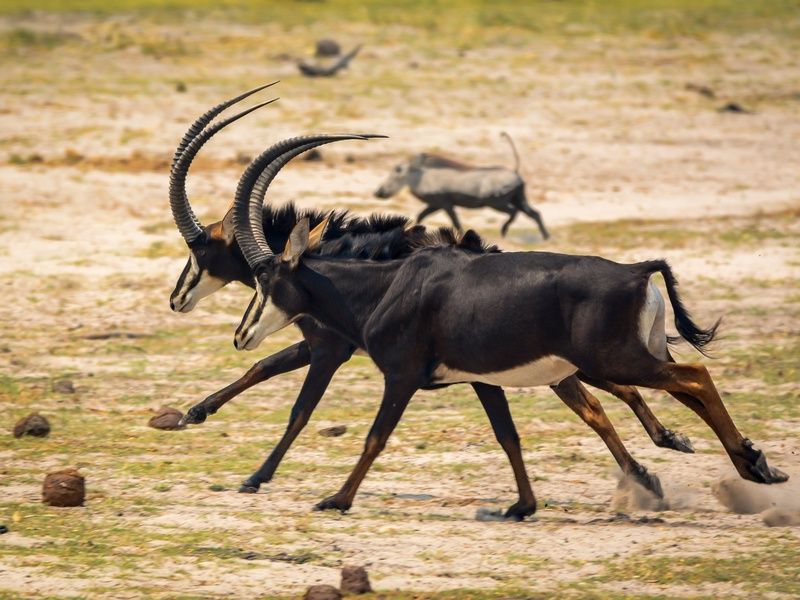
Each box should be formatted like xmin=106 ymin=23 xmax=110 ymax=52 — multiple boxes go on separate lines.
xmin=1 ymin=6 xmax=799 ymax=598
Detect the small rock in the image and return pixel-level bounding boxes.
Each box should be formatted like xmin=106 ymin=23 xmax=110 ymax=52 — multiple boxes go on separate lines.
xmin=208 ymin=484 xmax=225 ymax=492
xmin=344 ymin=154 xmax=356 ymax=164
xmin=52 ymin=379 xmax=75 ymax=394
xmin=762 ymin=507 xmax=800 ymax=527
xmin=304 ymin=584 xmax=341 ymax=600
xmin=235 ymin=151 xmax=252 ymax=165
xmin=13 ymin=413 xmax=51 ymax=438
xmin=318 ymin=425 xmax=347 ymax=437
xmin=42 ymin=468 xmax=85 ymax=507
xmin=148 ymin=407 xmax=185 ymax=430
xmin=0 ymin=525 xmax=8 ymax=534
xmin=340 ymin=565 xmax=372 ymax=594
xmin=315 ymin=38 xmax=341 ymax=57
xmin=175 ymin=81 xmax=187 ymax=93
xmin=685 ymin=82 xmax=715 ymax=98
xmin=302 ymin=148 xmax=323 ymax=162
xmin=718 ymin=102 xmax=753 ymax=114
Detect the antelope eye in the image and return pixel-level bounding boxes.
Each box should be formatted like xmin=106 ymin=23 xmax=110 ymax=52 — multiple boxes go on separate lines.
xmin=196 ymin=248 xmax=206 ymax=258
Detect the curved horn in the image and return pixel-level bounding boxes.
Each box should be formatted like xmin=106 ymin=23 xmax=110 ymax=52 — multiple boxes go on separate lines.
xmin=170 ymin=97 xmax=278 ymax=244
xmin=233 ymin=134 xmax=386 ymax=269
xmin=170 ymin=82 xmax=278 ymax=168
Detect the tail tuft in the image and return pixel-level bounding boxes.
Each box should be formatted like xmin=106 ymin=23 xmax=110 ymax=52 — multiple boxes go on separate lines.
xmin=639 ymin=260 xmax=720 ymax=357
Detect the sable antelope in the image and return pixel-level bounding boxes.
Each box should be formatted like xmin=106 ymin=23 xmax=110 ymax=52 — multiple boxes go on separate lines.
xmin=374 ymin=132 xmax=549 ymax=239
xmin=298 ymin=44 xmax=361 ymax=78
xmin=233 ymin=135 xmax=787 ymax=515
xmin=168 ymin=87 xmax=692 ymax=516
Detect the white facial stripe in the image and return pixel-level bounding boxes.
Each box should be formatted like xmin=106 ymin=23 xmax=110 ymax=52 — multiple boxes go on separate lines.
xmin=433 ymin=355 xmax=577 ymax=387
xmin=236 ymin=283 xmax=294 ymax=350
xmin=173 ymin=253 xmax=226 ymax=313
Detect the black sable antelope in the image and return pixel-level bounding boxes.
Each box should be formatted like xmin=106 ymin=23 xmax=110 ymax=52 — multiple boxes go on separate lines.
xmin=232 ymin=135 xmax=788 ymax=514
xmin=169 ymin=87 xmax=693 ymax=515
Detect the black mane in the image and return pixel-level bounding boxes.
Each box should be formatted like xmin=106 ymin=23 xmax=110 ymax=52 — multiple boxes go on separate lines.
xmin=260 ymin=202 xmax=498 ymax=261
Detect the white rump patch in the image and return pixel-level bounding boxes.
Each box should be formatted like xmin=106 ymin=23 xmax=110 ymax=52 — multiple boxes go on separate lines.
xmin=433 ymin=355 xmax=577 ymax=387
xmin=640 ymin=279 xmax=668 ymax=360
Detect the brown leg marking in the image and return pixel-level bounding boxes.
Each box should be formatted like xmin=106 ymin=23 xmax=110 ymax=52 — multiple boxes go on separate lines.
xmin=552 ymin=375 xmax=663 ymax=498
xmin=473 ymin=382 xmax=537 ymax=520
xmin=577 ymin=373 xmax=694 ymax=453
xmin=314 ymin=378 xmax=417 ymax=512
xmin=657 ymin=363 xmax=787 ymax=484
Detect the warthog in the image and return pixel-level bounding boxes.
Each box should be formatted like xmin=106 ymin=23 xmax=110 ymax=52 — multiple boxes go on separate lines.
xmin=374 ymin=133 xmax=549 ymax=239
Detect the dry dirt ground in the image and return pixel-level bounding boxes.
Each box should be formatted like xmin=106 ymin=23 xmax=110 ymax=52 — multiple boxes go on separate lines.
xmin=1 ymin=7 xmax=800 ymax=599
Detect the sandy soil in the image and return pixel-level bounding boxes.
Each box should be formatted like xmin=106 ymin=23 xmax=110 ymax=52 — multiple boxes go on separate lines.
xmin=1 ymin=11 xmax=799 ymax=600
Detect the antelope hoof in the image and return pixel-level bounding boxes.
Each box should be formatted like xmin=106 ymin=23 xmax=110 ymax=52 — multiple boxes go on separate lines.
xmin=238 ymin=478 xmax=261 ymax=494
xmin=658 ymin=429 xmax=695 ymax=454
xmin=632 ymin=464 xmax=664 ymax=499
xmin=181 ymin=404 xmax=208 ymax=426
xmin=741 ymin=440 xmax=789 ymax=484
xmin=504 ymin=499 xmax=537 ymax=521
xmin=313 ymin=495 xmax=351 ymax=513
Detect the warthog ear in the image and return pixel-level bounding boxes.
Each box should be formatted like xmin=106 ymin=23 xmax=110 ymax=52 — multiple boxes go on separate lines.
xmin=307 ymin=215 xmax=330 ymax=252
xmin=282 ymin=218 xmax=310 ymax=269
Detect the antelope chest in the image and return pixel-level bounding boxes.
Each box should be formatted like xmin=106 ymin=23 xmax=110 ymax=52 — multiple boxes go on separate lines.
xmin=432 ymin=355 xmax=578 ymax=387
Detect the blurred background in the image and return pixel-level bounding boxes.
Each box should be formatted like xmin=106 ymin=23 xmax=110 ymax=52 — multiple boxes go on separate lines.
xmin=1 ymin=1 xmax=799 ymax=598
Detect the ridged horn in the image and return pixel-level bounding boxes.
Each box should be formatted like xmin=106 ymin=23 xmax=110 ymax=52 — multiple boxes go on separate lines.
xmin=168 ymin=82 xmax=278 ymax=245
xmin=232 ymin=134 xmax=386 ymax=269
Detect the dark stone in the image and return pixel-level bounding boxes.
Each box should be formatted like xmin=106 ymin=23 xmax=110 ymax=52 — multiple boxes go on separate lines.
xmin=685 ymin=82 xmax=715 ymax=98
xmin=0 ymin=525 xmax=8 ymax=534
xmin=13 ymin=413 xmax=50 ymax=438
xmin=52 ymin=379 xmax=75 ymax=394
xmin=315 ymin=38 xmax=341 ymax=57
xmin=318 ymin=425 xmax=347 ymax=437
xmin=175 ymin=81 xmax=187 ymax=93
xmin=42 ymin=469 xmax=85 ymax=507
xmin=718 ymin=102 xmax=753 ymax=114
xmin=304 ymin=585 xmax=341 ymax=600
xmin=340 ymin=565 xmax=372 ymax=594
xmin=148 ymin=407 xmax=185 ymax=430
xmin=302 ymin=148 xmax=323 ymax=162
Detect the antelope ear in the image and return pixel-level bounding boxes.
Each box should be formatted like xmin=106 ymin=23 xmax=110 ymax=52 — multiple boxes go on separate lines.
xmin=282 ymin=218 xmax=310 ymax=269
xmin=220 ymin=206 xmax=236 ymax=242
xmin=307 ymin=214 xmax=330 ymax=252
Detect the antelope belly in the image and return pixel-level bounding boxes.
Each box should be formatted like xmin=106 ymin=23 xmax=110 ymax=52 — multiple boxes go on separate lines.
xmin=432 ymin=356 xmax=578 ymax=387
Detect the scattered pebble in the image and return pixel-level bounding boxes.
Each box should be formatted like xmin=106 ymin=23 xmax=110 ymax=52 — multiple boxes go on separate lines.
xmin=0 ymin=525 xmax=8 ymax=534
xmin=13 ymin=413 xmax=51 ymax=438
xmin=302 ymin=148 xmax=324 ymax=161
xmin=42 ymin=468 xmax=85 ymax=507
xmin=319 ymin=425 xmax=347 ymax=437
xmin=175 ymin=81 xmax=187 ymax=93
xmin=148 ymin=407 xmax=185 ymax=430
xmin=208 ymin=484 xmax=225 ymax=492
xmin=685 ymin=82 xmax=715 ymax=98
xmin=304 ymin=585 xmax=341 ymax=600
xmin=340 ymin=565 xmax=372 ymax=595
xmin=52 ymin=379 xmax=75 ymax=394
xmin=316 ymin=38 xmax=341 ymax=57
xmin=718 ymin=102 xmax=753 ymax=114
